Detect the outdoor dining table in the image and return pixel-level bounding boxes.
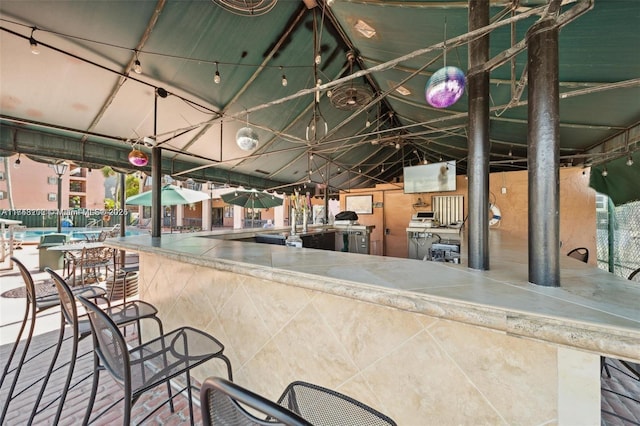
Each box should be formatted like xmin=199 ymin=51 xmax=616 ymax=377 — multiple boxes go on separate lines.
xmin=46 ymin=241 xmax=105 ymax=253
xmin=47 ymin=242 xmax=111 ymax=285
xmin=77 ymin=230 xmax=103 ymax=241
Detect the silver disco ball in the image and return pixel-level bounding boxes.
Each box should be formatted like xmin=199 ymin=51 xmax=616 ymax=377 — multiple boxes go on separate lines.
xmin=236 ymin=127 xmax=259 ymax=151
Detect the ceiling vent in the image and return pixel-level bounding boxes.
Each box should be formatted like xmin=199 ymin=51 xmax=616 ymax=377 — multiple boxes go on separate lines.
xmin=330 ymin=51 xmax=373 ymax=110
xmin=329 ymin=83 xmax=373 ymax=110
xmin=210 ymin=0 xmax=277 ymax=16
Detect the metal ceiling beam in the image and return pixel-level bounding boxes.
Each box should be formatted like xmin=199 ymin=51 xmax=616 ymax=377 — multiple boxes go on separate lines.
xmin=0 ymin=124 xmax=287 ymax=190
xmin=584 ymin=121 xmax=640 ymax=166
xmin=468 ymin=0 xmax=593 ymax=77
xmin=82 ymin=0 xmax=167 ymax=145
xmin=160 ymin=2 xmax=547 ymax=140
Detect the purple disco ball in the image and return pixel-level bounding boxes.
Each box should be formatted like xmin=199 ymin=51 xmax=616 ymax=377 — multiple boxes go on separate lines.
xmin=425 ymin=66 xmax=466 ymax=108
xmin=128 ymin=149 xmax=148 ymax=167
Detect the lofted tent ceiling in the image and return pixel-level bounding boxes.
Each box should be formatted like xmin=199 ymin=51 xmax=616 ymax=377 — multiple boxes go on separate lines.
xmin=0 ymin=0 xmax=638 ymax=196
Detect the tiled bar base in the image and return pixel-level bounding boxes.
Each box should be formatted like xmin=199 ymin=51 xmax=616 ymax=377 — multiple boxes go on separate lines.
xmin=138 ymin=252 xmax=600 ymax=425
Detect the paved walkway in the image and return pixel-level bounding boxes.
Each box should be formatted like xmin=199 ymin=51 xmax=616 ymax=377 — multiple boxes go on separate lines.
xmin=2 ymin=245 xmax=639 ymax=425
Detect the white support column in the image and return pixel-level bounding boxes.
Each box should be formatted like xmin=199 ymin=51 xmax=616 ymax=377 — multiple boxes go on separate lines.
xmin=233 ymin=205 xmax=243 ymax=229
xmin=202 ymin=198 xmax=212 ymax=231
xmin=176 ymin=205 xmax=184 ymax=227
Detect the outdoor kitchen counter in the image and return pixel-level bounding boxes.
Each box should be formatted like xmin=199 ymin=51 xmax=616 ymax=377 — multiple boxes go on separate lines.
xmin=108 ymin=229 xmax=639 ymax=363
xmin=107 ymin=229 xmax=639 ymax=424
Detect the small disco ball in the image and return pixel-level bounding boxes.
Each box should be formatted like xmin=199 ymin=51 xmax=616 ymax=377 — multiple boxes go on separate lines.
xmin=425 ymin=66 xmax=466 ymax=108
xmin=128 ymin=149 xmax=148 ymax=167
xmin=236 ymin=127 xmax=259 ymax=151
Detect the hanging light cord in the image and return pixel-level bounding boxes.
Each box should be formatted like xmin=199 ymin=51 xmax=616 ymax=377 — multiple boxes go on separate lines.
xmin=443 ymin=17 xmax=447 ymax=66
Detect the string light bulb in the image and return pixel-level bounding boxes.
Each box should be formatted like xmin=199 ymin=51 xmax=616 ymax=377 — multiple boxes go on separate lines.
xmin=601 ymin=167 xmax=608 ymax=177
xmin=214 ymin=62 xmax=221 ymax=84
xmin=14 ymin=154 xmax=21 ymax=168
xmin=29 ymin=28 xmax=39 ymax=55
xmin=627 ymin=154 xmax=634 ymax=166
xmin=133 ymin=51 xmax=142 ymax=74
xmin=280 ymin=67 xmax=287 ymax=87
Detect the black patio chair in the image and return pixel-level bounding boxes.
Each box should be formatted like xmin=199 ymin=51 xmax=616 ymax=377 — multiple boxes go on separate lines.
xmin=277 ymin=381 xmax=397 ymax=426
xmin=77 ymin=295 xmax=233 ymax=426
xmin=628 ymin=267 xmax=640 ymax=282
xmin=200 ymin=377 xmax=312 ymax=426
xmin=567 ymin=247 xmax=589 ymax=263
xmin=29 ymin=268 xmax=164 ymax=425
xmin=0 ymin=257 xmax=108 ymax=424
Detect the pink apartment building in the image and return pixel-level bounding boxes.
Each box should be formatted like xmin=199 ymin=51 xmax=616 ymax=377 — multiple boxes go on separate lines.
xmin=0 ymin=154 xmax=106 ymax=212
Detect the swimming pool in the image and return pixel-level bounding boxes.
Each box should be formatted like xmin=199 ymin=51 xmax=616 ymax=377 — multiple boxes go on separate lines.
xmin=12 ymin=227 xmax=148 ymax=244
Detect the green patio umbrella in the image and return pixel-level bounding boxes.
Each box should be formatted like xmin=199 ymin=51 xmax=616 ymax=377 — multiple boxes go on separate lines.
xmin=221 ymin=189 xmax=283 ymax=228
xmin=125 ymin=184 xmax=209 ymax=206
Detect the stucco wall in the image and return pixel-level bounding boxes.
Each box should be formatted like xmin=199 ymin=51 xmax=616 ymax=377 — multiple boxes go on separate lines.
xmin=340 ymin=168 xmax=597 ymax=263
xmin=139 ymin=252 xmax=601 ymax=425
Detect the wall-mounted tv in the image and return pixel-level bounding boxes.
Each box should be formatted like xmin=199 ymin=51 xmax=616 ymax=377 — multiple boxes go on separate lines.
xmin=403 ymin=161 xmax=456 ymax=194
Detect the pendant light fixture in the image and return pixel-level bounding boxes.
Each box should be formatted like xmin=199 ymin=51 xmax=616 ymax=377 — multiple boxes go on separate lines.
xmin=425 ymin=19 xmax=466 ymax=109
xmin=214 ymin=62 xmax=221 ymax=84
xmin=133 ymin=50 xmax=142 ymax=74
xmin=236 ymin=113 xmax=259 ymax=151
xmin=29 ymin=27 xmax=40 ymax=55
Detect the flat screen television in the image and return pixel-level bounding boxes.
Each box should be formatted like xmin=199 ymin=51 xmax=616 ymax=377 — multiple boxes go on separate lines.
xmin=403 ymin=161 xmax=456 ymax=194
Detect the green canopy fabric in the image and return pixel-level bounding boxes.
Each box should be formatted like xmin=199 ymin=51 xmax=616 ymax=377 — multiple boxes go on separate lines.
xmin=590 ymin=152 xmax=639 ymax=206
xmin=125 ymin=184 xmax=209 ymax=206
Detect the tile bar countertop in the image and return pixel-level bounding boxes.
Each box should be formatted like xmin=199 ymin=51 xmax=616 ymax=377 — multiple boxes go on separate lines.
xmin=107 ymin=228 xmax=640 ymax=363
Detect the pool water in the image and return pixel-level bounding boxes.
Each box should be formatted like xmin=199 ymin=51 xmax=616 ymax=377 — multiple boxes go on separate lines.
xmin=13 ymin=227 xmax=147 ymax=244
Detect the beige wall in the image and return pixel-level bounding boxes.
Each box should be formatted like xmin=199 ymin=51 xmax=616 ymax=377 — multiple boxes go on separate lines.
xmin=489 ymin=168 xmax=597 ymax=263
xmin=340 ymin=168 xmax=597 ymax=263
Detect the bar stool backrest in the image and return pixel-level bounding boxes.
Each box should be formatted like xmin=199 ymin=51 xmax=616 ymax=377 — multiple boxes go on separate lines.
xmin=47 ymin=269 xmax=78 ymax=328
xmin=77 ymin=296 xmax=129 ymax=386
xmin=14 ymin=256 xmax=37 ymax=305
xmin=200 ymin=377 xmax=312 ymax=426
xmin=567 ymin=247 xmax=589 ymax=263
xmin=277 ymin=381 xmax=397 ymax=426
